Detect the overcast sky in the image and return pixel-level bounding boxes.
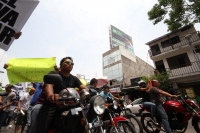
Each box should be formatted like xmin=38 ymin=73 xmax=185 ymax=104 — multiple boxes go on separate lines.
xmin=0 ymin=0 xmax=199 ymax=85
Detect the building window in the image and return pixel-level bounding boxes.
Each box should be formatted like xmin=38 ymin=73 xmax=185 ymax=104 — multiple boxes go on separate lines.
xmin=103 ymin=50 xmax=121 ymax=67
xmin=171 ymin=36 xmax=181 ymax=45
xmin=161 ymin=40 xmax=171 ymax=48
xmin=150 ymin=44 xmax=161 ymax=56
xmin=155 ymin=60 xmax=166 ymax=72
xmin=166 ymin=53 xmax=191 ymax=70
xmin=161 ymin=36 xmax=181 ymax=48
xmin=103 ymin=63 xmax=122 ymax=79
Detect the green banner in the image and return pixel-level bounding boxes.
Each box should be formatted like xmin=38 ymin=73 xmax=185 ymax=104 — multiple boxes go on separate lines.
xmin=7 ymin=57 xmax=56 ymax=84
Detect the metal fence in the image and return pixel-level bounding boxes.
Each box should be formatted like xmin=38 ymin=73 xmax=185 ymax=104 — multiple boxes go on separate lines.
xmin=149 ymin=31 xmax=200 ymax=57
xmin=165 ymin=61 xmax=200 ymax=77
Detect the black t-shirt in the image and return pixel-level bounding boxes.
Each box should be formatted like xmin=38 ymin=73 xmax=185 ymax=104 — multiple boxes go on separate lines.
xmin=48 ymin=71 xmax=82 ymax=94
xmin=140 ymin=89 xmax=150 ymax=102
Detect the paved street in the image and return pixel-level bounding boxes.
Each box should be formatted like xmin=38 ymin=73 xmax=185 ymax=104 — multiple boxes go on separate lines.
xmin=141 ymin=118 xmax=195 ymax=133
xmin=0 ymin=123 xmax=27 ymax=133
xmin=0 ymin=118 xmax=196 ymax=133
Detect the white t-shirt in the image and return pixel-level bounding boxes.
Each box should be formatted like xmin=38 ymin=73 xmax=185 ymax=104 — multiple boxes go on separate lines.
xmin=20 ymin=94 xmax=33 ymax=110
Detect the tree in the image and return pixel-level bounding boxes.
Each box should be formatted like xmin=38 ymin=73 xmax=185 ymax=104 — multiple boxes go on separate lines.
xmin=141 ymin=71 xmax=171 ymax=91
xmin=148 ymin=0 xmax=200 ymax=31
xmin=0 ymin=88 xmax=5 ymax=92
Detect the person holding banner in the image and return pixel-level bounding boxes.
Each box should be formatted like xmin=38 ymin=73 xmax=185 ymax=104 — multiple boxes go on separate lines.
xmin=35 ymin=56 xmax=89 ymax=133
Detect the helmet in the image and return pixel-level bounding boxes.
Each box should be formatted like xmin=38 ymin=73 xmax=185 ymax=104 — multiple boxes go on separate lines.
xmin=138 ymin=80 xmax=146 ymax=86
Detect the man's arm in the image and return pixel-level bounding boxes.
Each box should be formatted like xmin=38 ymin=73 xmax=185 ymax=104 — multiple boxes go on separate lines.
xmin=0 ymin=96 xmax=2 ymax=104
xmin=112 ymin=96 xmax=119 ymax=100
xmin=17 ymin=100 xmax=21 ymax=110
xmin=0 ymin=99 xmax=15 ymax=110
xmin=45 ymin=84 xmax=59 ymax=102
xmin=110 ymin=93 xmax=119 ymax=100
xmin=140 ymin=84 xmax=149 ymax=91
xmin=159 ymin=90 xmax=177 ymax=98
xmin=79 ymin=84 xmax=89 ymax=91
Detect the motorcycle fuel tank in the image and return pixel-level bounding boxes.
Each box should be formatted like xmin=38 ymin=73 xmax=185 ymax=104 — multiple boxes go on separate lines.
xmin=164 ymin=101 xmax=185 ymax=112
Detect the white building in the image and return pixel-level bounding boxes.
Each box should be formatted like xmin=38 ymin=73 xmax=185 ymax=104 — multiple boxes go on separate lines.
xmin=146 ymin=24 xmax=200 ymax=99
xmin=103 ymin=45 xmax=154 ymax=88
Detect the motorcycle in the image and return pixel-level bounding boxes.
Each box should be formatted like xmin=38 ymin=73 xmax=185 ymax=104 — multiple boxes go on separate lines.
xmin=112 ymin=98 xmax=143 ymax=133
xmin=140 ymin=95 xmax=200 ymax=133
xmin=102 ymin=98 xmax=137 ymax=133
xmin=44 ymin=74 xmax=105 ymax=133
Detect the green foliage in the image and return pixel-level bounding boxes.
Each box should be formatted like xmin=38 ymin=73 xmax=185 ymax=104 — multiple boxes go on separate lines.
xmin=0 ymin=88 xmax=5 ymax=92
xmin=141 ymin=76 xmax=149 ymax=83
xmin=148 ymin=0 xmax=200 ymax=31
xmin=142 ymin=72 xmax=171 ymax=91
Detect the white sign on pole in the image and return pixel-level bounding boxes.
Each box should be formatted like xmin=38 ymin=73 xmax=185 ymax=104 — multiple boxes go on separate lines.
xmin=0 ymin=0 xmax=39 ymax=51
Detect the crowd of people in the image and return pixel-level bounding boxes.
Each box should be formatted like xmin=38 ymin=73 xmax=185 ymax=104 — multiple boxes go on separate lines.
xmin=0 ymin=56 xmax=109 ymax=133
xmin=0 ymin=55 xmax=180 ymax=133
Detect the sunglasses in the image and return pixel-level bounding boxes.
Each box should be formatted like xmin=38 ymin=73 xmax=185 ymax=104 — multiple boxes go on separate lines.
xmin=64 ymin=61 xmax=74 ymax=66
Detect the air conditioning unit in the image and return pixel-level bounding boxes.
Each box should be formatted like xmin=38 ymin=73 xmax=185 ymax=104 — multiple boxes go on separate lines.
xmin=194 ymin=45 xmax=200 ymax=53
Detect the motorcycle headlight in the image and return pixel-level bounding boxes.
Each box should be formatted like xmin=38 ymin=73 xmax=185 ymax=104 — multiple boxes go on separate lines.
xmin=90 ymin=95 xmax=105 ymax=115
xmin=113 ymin=100 xmax=118 ymax=110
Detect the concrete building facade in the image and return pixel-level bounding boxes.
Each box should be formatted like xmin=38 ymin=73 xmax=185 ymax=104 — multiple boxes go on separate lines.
xmin=146 ymin=24 xmax=200 ymax=100
xmin=102 ymin=45 xmax=155 ymax=89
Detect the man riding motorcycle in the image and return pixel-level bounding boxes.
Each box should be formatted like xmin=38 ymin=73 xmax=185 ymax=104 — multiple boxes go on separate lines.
xmin=138 ymin=80 xmax=157 ymax=123
xmin=100 ymin=85 xmax=119 ymax=102
xmin=150 ymin=80 xmax=177 ymax=133
xmin=35 ymin=56 xmax=88 ymax=133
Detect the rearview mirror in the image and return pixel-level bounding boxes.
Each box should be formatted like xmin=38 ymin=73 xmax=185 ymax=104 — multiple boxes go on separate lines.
xmin=43 ymin=74 xmax=63 ymax=84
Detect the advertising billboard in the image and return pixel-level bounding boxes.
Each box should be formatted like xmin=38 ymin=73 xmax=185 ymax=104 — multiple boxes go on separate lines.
xmin=110 ymin=25 xmax=134 ymax=55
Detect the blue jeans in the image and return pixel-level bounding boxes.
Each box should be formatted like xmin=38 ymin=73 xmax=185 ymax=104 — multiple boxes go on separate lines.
xmin=28 ymin=104 xmax=42 ymax=133
xmin=142 ymin=102 xmax=156 ymax=117
xmin=0 ymin=111 xmax=9 ymax=129
xmin=26 ymin=106 xmax=33 ymax=133
xmin=156 ymin=103 xmax=172 ymax=133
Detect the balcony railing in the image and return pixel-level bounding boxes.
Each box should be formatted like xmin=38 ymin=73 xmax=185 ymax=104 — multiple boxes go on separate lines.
xmin=149 ymin=31 xmax=200 ymax=57
xmin=159 ymin=61 xmax=200 ymax=78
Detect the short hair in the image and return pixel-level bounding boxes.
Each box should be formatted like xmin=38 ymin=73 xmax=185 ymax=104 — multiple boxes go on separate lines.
xmin=103 ymin=84 xmax=109 ymax=90
xmin=90 ymin=78 xmax=98 ymax=85
xmin=30 ymin=88 xmax=35 ymax=91
xmin=60 ymin=57 xmax=73 ymax=66
xmin=5 ymin=84 xmax=13 ymax=88
xmin=152 ymin=80 xmax=158 ymax=86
